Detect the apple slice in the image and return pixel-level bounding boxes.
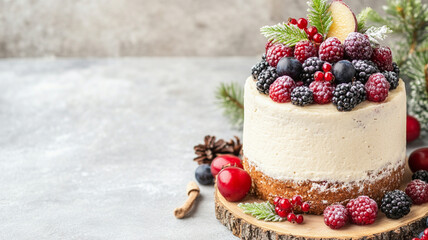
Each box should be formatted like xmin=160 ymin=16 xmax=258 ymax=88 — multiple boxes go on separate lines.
xmin=326 ymin=0 xmax=358 ymax=43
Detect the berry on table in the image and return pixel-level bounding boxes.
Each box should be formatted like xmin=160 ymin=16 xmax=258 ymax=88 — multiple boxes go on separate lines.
xmin=313 ymin=33 xmax=323 ymax=44
xmin=413 ymin=170 xmax=428 ymax=183
xmin=323 ymin=63 xmax=332 ymax=72
xmin=382 ymin=71 xmax=399 ymax=90
xmin=294 ymin=40 xmax=318 ymax=63
xmin=291 ymin=86 xmax=313 ymax=106
xmin=365 ymin=73 xmax=390 ymax=102
xmin=297 ymin=18 xmax=308 ymax=29
xmin=324 ymin=72 xmax=334 ymax=82
xmin=405 ymin=179 xmax=428 ymax=205
xmin=269 ymin=76 xmax=296 ymax=103
xmin=287 ymin=212 xmax=296 ymax=222
xmin=309 ymin=81 xmax=334 ymax=104
xmin=380 ymin=190 xmax=412 ymax=219
xmin=288 ymin=18 xmax=297 ymax=25
xmin=276 ymin=57 xmax=302 ymax=80
xmin=332 ymin=60 xmax=356 ymax=84
xmin=332 ymin=81 xmax=366 ymax=111
xmin=409 ymin=148 xmax=428 ymax=172
xmin=217 ymin=166 xmax=252 ymax=202
xmin=352 ymin=60 xmax=379 ymax=84
xmin=319 ymin=37 xmax=345 ymax=63
xmin=295 ymin=215 xmax=304 ymax=224
xmin=300 ymin=57 xmax=325 ymax=85
xmin=372 ymin=46 xmax=393 ymax=71
xmin=278 ymin=198 xmax=292 ymax=211
xmin=323 ymin=204 xmax=348 ymax=229
xmin=292 ymin=195 xmax=303 ymax=206
xmin=407 ymin=115 xmax=421 ymax=143
xmin=275 ymin=206 xmax=288 ymax=218
xmin=256 ymin=66 xmax=278 ymax=94
xmin=273 ymin=196 xmax=282 ymax=205
xmin=266 ymin=44 xmax=294 ymax=67
xmin=314 ymin=71 xmax=324 ymax=81
xmin=346 ymin=196 xmax=378 ymax=225
xmin=301 ymin=202 xmax=310 ymax=212
xmin=195 ymin=164 xmax=214 ymax=185
xmin=344 ymin=32 xmax=373 ymax=60
xmin=251 ymin=55 xmax=269 ymax=79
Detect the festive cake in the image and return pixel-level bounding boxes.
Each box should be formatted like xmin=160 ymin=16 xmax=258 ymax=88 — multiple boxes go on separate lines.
xmin=242 ymin=0 xmax=406 ymax=214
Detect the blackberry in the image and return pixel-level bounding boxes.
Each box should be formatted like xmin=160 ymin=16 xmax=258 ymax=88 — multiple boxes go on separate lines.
xmin=352 ymin=60 xmax=379 ymax=84
xmin=412 ymin=170 xmax=428 ymax=183
xmin=332 ymin=81 xmax=366 ymax=111
xmin=251 ymin=54 xmax=269 ymax=79
xmin=382 ymin=71 xmax=399 ymax=90
xmin=380 ymin=190 xmax=412 ymax=219
xmin=300 ymin=57 xmax=325 ymax=85
xmin=256 ymin=66 xmax=278 ymax=94
xmin=392 ymin=62 xmax=400 ymax=76
xmin=291 ymin=86 xmax=313 ymax=106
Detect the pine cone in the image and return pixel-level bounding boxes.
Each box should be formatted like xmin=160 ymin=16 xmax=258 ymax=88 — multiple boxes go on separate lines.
xmin=228 ymin=136 xmax=243 ymax=157
xmin=193 ymin=135 xmax=234 ymax=165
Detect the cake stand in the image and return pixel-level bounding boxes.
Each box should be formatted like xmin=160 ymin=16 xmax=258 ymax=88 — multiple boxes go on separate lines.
xmin=214 ymin=166 xmax=428 ymax=240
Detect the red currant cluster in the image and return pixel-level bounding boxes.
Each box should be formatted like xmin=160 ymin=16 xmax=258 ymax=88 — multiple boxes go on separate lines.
xmin=413 ymin=228 xmax=428 ymax=240
xmin=288 ymin=17 xmax=323 ymax=43
xmin=273 ymin=195 xmax=310 ymax=224
xmin=314 ymin=63 xmax=334 ymax=82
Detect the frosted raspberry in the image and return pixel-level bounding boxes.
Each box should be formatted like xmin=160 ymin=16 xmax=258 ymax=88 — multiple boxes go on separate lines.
xmin=319 ymin=37 xmax=344 ymax=63
xmin=294 ymin=40 xmax=317 ymax=63
xmin=346 ymin=196 xmax=378 ymax=225
xmin=365 ymin=73 xmax=390 ymax=102
xmin=344 ymin=32 xmax=373 ymax=60
xmin=372 ymin=46 xmax=393 ymax=71
xmin=266 ymin=44 xmax=294 ymax=67
xmin=309 ymin=81 xmax=333 ymax=104
xmin=265 ymin=40 xmax=274 ymax=52
xmin=405 ymin=179 xmax=428 ymax=205
xmin=269 ymin=76 xmax=296 ymax=103
xmin=323 ymin=205 xmax=348 ymax=229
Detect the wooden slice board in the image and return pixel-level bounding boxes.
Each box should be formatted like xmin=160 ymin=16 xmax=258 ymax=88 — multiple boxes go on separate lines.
xmin=214 ymin=166 xmax=428 ymax=240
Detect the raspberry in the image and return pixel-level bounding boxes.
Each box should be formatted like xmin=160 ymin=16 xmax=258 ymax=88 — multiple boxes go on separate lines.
xmin=309 ymin=81 xmax=333 ymax=104
xmin=365 ymin=73 xmax=390 ymax=102
xmin=251 ymin=55 xmax=269 ymax=79
xmin=352 ymin=60 xmax=379 ymax=84
xmin=323 ymin=205 xmax=348 ymax=229
xmin=269 ymin=76 xmax=296 ymax=103
xmin=344 ymin=32 xmax=373 ymax=60
xmin=300 ymin=57 xmax=325 ymax=85
xmin=265 ymin=40 xmax=274 ymax=52
xmin=346 ymin=196 xmax=378 ymax=225
xmin=332 ymin=81 xmax=366 ymax=111
xmin=412 ymin=170 xmax=428 ymax=183
xmin=382 ymin=71 xmax=399 ymax=90
xmin=319 ymin=37 xmax=345 ymax=63
xmin=256 ymin=66 xmax=278 ymax=94
xmin=372 ymin=46 xmax=393 ymax=71
xmin=266 ymin=44 xmax=294 ymax=67
xmin=294 ymin=40 xmax=318 ymax=63
xmin=291 ymin=86 xmax=313 ymax=106
xmin=380 ymin=190 xmax=412 ymax=219
xmin=405 ymin=179 xmax=428 ymax=205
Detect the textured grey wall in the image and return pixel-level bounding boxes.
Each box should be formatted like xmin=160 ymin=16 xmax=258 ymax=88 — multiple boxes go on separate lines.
xmin=0 ymin=0 xmax=385 ymax=57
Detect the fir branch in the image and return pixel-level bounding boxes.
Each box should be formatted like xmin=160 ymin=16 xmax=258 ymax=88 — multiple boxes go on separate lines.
xmin=238 ymin=202 xmax=285 ymax=222
xmin=260 ymin=23 xmax=308 ymax=47
xmin=216 ymin=82 xmax=244 ymax=129
xmin=357 ymin=7 xmax=374 ymax=32
xmin=365 ymin=26 xmax=392 ymax=45
xmin=307 ymin=0 xmax=332 ymax=36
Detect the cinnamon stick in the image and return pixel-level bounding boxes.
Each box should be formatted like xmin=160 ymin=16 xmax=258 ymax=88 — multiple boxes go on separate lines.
xmin=174 ymin=181 xmax=200 ymax=219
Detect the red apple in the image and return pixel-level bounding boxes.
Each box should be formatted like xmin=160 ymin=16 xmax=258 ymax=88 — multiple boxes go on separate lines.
xmin=217 ymin=166 xmax=251 ymax=202
xmin=407 ymin=115 xmax=421 ymax=142
xmin=210 ymin=155 xmax=243 ymax=176
xmin=409 ymin=148 xmax=428 ymax=172
xmin=327 ymin=0 xmax=358 ymax=43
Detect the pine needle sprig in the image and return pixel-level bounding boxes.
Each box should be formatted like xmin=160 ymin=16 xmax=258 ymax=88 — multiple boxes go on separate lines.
xmin=260 ymin=23 xmax=308 ymax=47
xmin=215 ymin=82 xmax=244 ymax=129
xmin=357 ymin=7 xmax=374 ymax=32
xmin=238 ymin=202 xmax=285 ymax=222
xmin=307 ymin=0 xmax=332 ymax=36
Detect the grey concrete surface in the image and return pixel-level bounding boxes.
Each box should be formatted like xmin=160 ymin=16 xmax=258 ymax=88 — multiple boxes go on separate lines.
xmin=0 ymin=57 xmax=426 ymax=239
xmin=0 ymin=0 xmax=387 ymax=57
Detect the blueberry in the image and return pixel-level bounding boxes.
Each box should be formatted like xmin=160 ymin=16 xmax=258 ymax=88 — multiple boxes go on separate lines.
xmin=277 ymin=57 xmax=302 ymax=80
xmin=195 ymin=164 xmax=214 ymax=185
xmin=332 ymin=60 xmax=356 ymax=84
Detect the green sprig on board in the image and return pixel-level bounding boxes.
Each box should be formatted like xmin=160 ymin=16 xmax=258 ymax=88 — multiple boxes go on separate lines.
xmin=307 ymin=0 xmax=333 ymax=36
xmin=260 ymin=23 xmax=308 ymax=47
xmin=238 ymin=202 xmax=285 ymax=222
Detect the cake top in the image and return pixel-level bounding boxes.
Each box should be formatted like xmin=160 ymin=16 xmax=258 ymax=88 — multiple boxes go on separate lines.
xmin=251 ymin=0 xmax=400 ymax=112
